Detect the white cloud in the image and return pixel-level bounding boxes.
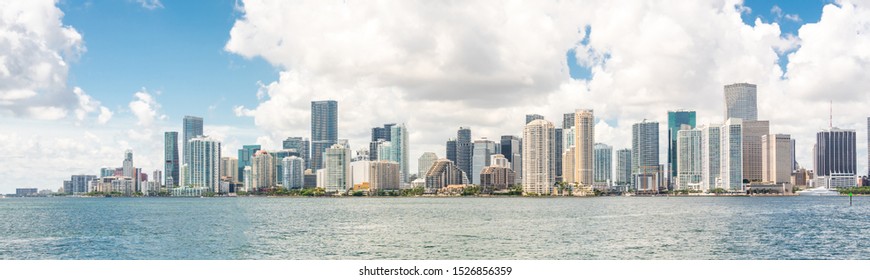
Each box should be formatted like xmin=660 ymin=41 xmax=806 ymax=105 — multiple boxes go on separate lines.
xmin=128 ymin=88 xmax=166 ymax=126
xmin=135 ymin=0 xmax=164 ymax=10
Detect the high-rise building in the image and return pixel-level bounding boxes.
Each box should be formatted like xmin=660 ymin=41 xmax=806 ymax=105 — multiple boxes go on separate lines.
xmin=238 ymin=145 xmax=261 ymax=183
xmin=480 ymin=165 xmax=516 ymax=191
xmin=250 ymin=150 xmax=274 ymax=191
xmin=472 ymin=138 xmax=496 ymax=185
xmin=282 ymin=156 xmax=305 ymax=190
xmin=446 ymin=139 xmax=457 ymax=164
xmin=593 ymin=143 xmax=612 ymax=186
xmin=676 ymin=127 xmax=703 ymax=190
xmin=164 ymin=131 xmax=179 ymax=187
xmin=814 ymin=128 xmax=857 ymax=188
xmin=69 ymin=175 xmax=96 ymax=194
xmin=742 ymin=120 xmax=770 ymax=182
xmin=499 ymin=135 xmax=522 ymax=182
xmin=369 ymin=160 xmax=401 ymax=191
xmin=563 ymin=113 xmax=575 ymax=129
xmin=122 ymin=149 xmax=135 ymax=179
xmin=491 ymin=154 xmax=510 ymax=168
xmin=377 ymin=141 xmax=395 ymax=162
xmin=615 ymin=149 xmax=632 ymax=187
xmin=554 ymin=128 xmax=563 ymax=182
xmin=418 ymin=152 xmax=438 ymax=178
xmin=324 ymin=144 xmax=351 ymax=194
xmin=721 ymin=118 xmax=743 ymax=191
xmin=369 ymin=124 xmax=396 ymax=160
xmin=667 ymin=110 xmax=696 ymax=181
xmin=188 ymin=136 xmax=221 ymax=193
xmin=632 ymin=120 xmax=660 ymax=193
xmin=282 ymin=137 xmax=310 ymax=170
xmin=390 ymin=124 xmax=409 ymax=183
xmin=220 ymin=157 xmax=239 ymax=182
xmin=522 ymin=119 xmax=555 ymax=195
xmin=456 ymin=127 xmax=473 ymax=178
xmin=182 ymin=116 xmax=204 ymax=184
xmin=562 ymin=127 xmax=575 ymax=152
xmin=574 ymin=109 xmax=595 ymax=187
xmin=762 ymin=134 xmax=793 ymax=184
xmin=525 ymin=114 xmax=544 ymax=124
xmin=701 ymin=124 xmax=721 ymax=191
xmin=562 ymin=146 xmax=576 ymax=183
xmin=270 ymin=149 xmax=300 ymax=187
xmin=724 ymin=83 xmax=758 ymax=121
xmin=311 ymin=100 xmax=338 ymax=170
xmin=424 ymin=159 xmax=467 ymax=193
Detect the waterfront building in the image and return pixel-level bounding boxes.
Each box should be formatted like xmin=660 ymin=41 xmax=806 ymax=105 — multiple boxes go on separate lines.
xmin=377 ymin=141 xmax=395 ymax=162
xmin=522 ymin=119 xmax=555 ymax=195
xmin=270 ymin=149 xmax=300 ymax=187
xmin=554 ymin=128 xmax=563 ymax=182
xmin=480 ymin=165 xmax=516 ymax=192
xmin=188 ymin=136 xmax=221 ymax=193
xmin=721 ymin=118 xmax=744 ymax=191
xmin=574 ymin=109 xmax=595 ymax=187
xmin=390 ymin=124 xmax=409 ymax=183
xmin=164 ymin=131 xmax=180 ymax=187
xmin=69 ymin=175 xmax=96 ymax=194
xmin=418 ymin=152 xmax=438 ymax=178
xmin=762 ymin=134 xmax=793 ymax=184
xmin=632 ymin=120 xmax=659 ymax=193
xmin=424 ymin=159 xmax=467 ymax=193
xmin=324 ymin=144 xmax=352 ymax=194
xmin=593 ymin=143 xmax=612 ymax=187
xmin=563 ymin=113 xmax=575 ymax=129
xmin=446 ymin=139 xmax=457 ymax=165
xmin=220 ymin=157 xmax=238 ymax=183
xmin=182 ymin=116 xmax=204 ymax=185
xmin=742 ymin=120 xmax=770 ymax=182
xmin=525 ymin=114 xmax=544 ymax=124
xmin=237 ymin=145 xmax=261 ymax=184
xmin=250 ymin=150 xmax=274 ymax=191
xmin=370 ymin=160 xmax=401 ymax=191
xmin=491 ymin=154 xmax=509 ymax=168
xmin=814 ymin=128 xmax=857 ymax=188
xmin=303 ymin=169 xmax=317 ymax=189
xmin=562 ymin=146 xmax=576 ymax=184
xmin=282 ymin=137 xmax=310 ymax=170
xmin=456 ymin=127 xmax=473 ymax=179
xmin=668 ymin=110 xmax=696 ymax=183
xmin=615 ymin=148 xmax=632 ymax=188
xmin=472 ymin=138 xmax=497 ymax=185
xmin=282 ymin=156 xmax=305 ymax=189
xmin=724 ymin=83 xmax=758 ymax=121
xmin=701 ymin=124 xmax=722 ymax=191
xmin=15 ymin=188 xmax=38 ymax=196
xmin=122 ymin=149 xmax=134 ymax=178
xmin=676 ymin=127 xmax=703 ymax=190
xmin=499 ymin=135 xmax=522 ymax=182
xmin=311 ymin=100 xmax=338 ymax=170
xmin=369 ymin=123 xmax=396 ymax=160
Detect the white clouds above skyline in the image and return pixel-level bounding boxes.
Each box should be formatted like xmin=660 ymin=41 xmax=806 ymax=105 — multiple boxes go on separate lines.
xmin=1 ymin=0 xmax=870 ymax=193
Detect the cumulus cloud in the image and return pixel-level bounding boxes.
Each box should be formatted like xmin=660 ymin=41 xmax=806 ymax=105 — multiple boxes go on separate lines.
xmin=0 ymin=1 xmax=110 ymax=123
xmin=128 ymin=88 xmax=166 ymax=126
xmin=135 ymin=0 xmax=164 ymax=10
xmin=226 ymin=0 xmax=868 ymax=176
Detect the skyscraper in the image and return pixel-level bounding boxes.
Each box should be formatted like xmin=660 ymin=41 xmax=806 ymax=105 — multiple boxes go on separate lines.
xmin=238 ymin=145 xmax=261 ymax=184
xmin=525 ymin=114 xmax=544 ymax=124
xmin=282 ymin=156 xmax=305 ymax=190
xmin=122 ymin=149 xmax=134 ymax=178
xmin=762 ymin=134 xmax=793 ymax=184
xmin=615 ymin=148 xmax=632 ymax=188
xmin=182 ymin=116 xmax=204 ymax=184
xmin=724 ymin=83 xmax=758 ymax=121
xmin=701 ymin=124 xmax=721 ymax=191
xmin=220 ymin=157 xmax=238 ymax=182
xmin=282 ymin=137 xmax=310 ymax=170
xmin=370 ymin=123 xmax=396 ymax=160
xmin=721 ymin=118 xmax=743 ymax=191
xmin=418 ymin=152 xmax=438 ymax=178
xmin=676 ymin=127 xmax=702 ymax=190
xmin=446 ymin=139 xmax=457 ymax=164
xmin=574 ymin=109 xmax=595 ymax=187
xmin=188 ymin=136 xmax=221 ymax=193
xmin=424 ymin=159 xmax=467 ymax=193
xmin=250 ymin=150 xmax=274 ymax=191
xmin=554 ymin=128 xmax=563 ymax=182
xmin=522 ymin=119 xmax=555 ymax=195
xmin=562 ymin=146 xmax=576 ymax=183
xmin=472 ymin=138 xmax=496 ymax=185
xmin=563 ymin=113 xmax=575 ymax=129
xmin=311 ymin=100 xmax=338 ymax=170
xmin=667 ymin=110 xmax=696 ymax=182
xmin=456 ymin=127 xmax=473 ymax=178
xmin=164 ymin=132 xmax=179 ymax=187
xmin=324 ymin=144 xmax=352 ymax=193
xmin=742 ymin=120 xmax=770 ymax=182
xmin=390 ymin=124 xmax=409 ymax=183
xmin=632 ymin=120 xmax=659 ymax=193
xmin=593 ymin=143 xmax=612 ymax=186
xmin=814 ymin=128 xmax=857 ymax=188
xmin=500 ymin=135 xmax=521 ymax=182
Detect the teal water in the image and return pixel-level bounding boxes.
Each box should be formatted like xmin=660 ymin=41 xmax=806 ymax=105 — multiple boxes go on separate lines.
xmin=0 ymin=196 xmax=867 ymax=259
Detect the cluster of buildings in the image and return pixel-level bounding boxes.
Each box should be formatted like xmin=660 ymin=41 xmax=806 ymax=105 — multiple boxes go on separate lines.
xmin=54 ymin=83 xmax=869 ymax=197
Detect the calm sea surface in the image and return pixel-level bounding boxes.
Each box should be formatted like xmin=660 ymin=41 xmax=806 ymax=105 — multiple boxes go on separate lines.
xmin=0 ymin=196 xmax=868 ymax=260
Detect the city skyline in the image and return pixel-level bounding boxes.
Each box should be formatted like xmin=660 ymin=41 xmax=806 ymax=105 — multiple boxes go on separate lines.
xmin=2 ymin=1 xmax=870 ymax=194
